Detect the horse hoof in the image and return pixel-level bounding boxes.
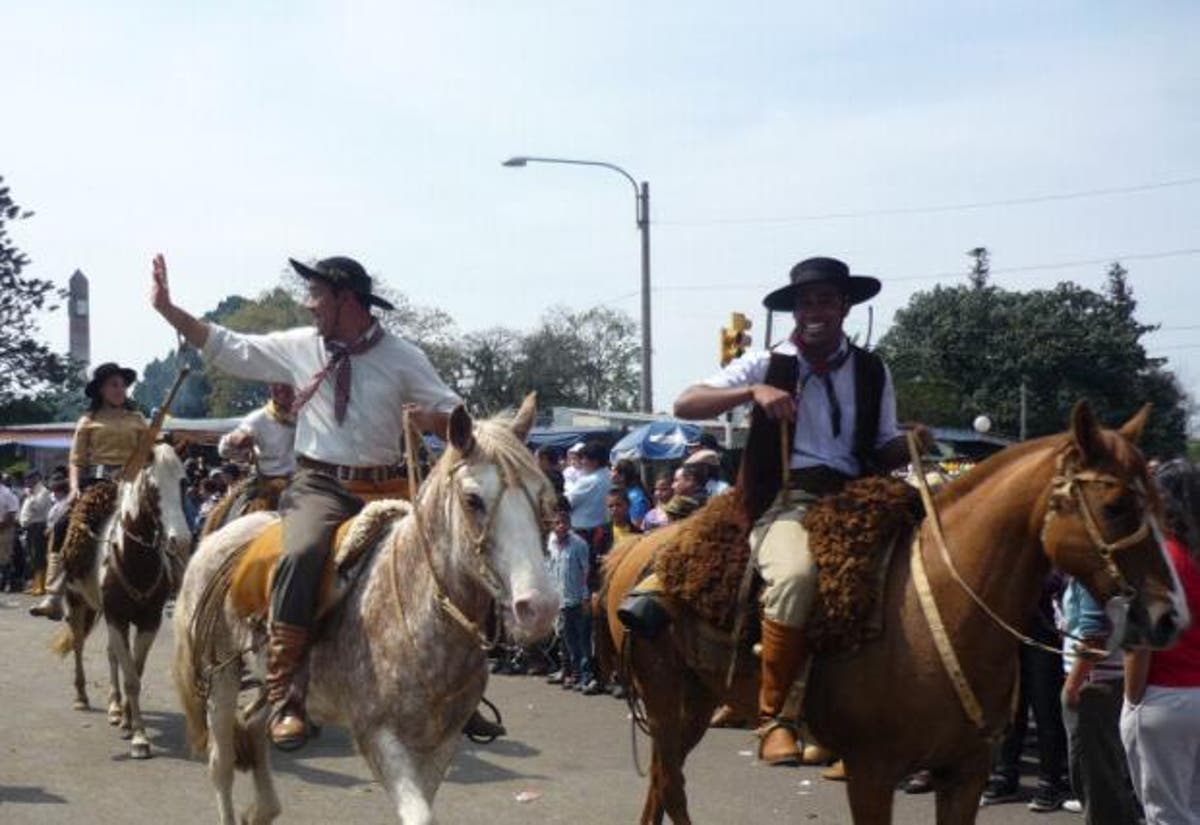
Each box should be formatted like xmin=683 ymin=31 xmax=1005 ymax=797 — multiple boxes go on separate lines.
xmin=107 ymin=709 xmax=122 ymax=726
xmin=130 ymin=742 xmax=152 ymax=760
xmin=73 ymin=698 xmax=90 ymax=711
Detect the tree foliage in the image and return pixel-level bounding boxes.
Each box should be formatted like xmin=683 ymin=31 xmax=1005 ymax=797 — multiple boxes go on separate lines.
xmin=877 ymin=254 xmax=1188 ymax=457
xmin=0 ymin=176 xmax=76 ymax=405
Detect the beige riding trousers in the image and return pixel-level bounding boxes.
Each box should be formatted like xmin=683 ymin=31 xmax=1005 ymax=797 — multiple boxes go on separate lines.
xmin=752 ymin=490 xmax=819 ymax=629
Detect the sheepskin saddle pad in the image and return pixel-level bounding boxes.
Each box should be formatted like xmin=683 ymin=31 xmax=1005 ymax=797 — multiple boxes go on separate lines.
xmin=653 ymin=477 xmax=923 ymax=654
xmin=228 ymin=499 xmax=412 ymax=622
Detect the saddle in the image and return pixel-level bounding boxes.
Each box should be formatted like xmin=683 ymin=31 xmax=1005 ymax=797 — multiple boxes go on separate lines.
xmin=649 ymin=476 xmax=924 ymax=658
xmin=228 ymin=499 xmax=411 ymax=622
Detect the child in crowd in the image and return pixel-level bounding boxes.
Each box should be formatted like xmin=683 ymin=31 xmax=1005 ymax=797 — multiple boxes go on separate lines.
xmin=545 ymin=501 xmax=600 ymax=694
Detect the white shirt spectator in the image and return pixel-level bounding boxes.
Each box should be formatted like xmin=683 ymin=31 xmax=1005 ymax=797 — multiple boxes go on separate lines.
xmin=0 ymin=484 xmax=19 ymax=526
xmin=701 ymin=338 xmax=901 ymax=477
xmin=19 ymin=483 xmax=53 ymax=526
xmin=564 ymin=468 xmax=611 ymax=530
xmin=219 ymin=406 xmax=298 ymax=477
xmin=202 ymin=323 xmax=460 ymax=467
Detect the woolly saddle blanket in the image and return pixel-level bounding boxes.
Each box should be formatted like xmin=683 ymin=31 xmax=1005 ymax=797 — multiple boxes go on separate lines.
xmin=653 ymin=477 xmax=924 ymax=655
xmin=227 ymin=499 xmax=411 ymax=622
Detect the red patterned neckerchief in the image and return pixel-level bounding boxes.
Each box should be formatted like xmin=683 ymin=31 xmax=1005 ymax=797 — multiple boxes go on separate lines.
xmin=291 ymin=323 xmax=385 ymax=425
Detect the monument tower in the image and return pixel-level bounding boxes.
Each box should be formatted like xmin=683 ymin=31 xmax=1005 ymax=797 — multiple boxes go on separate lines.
xmin=68 ymin=269 xmax=90 ymax=376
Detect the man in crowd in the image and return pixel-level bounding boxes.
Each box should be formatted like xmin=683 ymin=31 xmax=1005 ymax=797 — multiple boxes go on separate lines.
xmin=19 ymin=471 xmax=53 ymax=595
xmin=673 ymin=256 xmax=929 ymax=766
xmin=685 ymin=449 xmax=731 ymax=498
xmin=151 ymin=252 xmax=465 ymax=750
xmin=0 ymin=476 xmax=19 ymax=592
xmin=546 ymin=501 xmax=595 ymax=693
xmin=564 ymin=442 xmax=611 ymax=549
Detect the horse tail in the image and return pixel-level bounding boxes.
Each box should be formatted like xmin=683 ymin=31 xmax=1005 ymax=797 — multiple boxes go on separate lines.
xmin=172 ymin=605 xmax=211 ymax=754
xmin=49 ymin=603 xmax=97 ymax=657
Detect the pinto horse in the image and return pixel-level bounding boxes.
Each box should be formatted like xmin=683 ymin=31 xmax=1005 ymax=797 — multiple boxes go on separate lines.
xmin=53 ymin=442 xmax=192 ymax=759
xmin=173 ymin=395 xmax=560 ymax=825
xmin=605 ymin=402 xmax=1190 ymax=825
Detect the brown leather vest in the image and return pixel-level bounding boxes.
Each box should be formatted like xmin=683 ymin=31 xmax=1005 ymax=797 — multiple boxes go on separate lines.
xmin=736 ymin=345 xmax=887 ymax=521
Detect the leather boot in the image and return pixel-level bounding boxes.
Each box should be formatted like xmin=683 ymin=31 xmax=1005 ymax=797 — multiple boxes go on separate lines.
xmin=756 ymin=618 xmax=809 ymax=766
xmin=266 ymin=622 xmax=311 ymax=751
xmin=462 ymin=708 xmax=506 ymax=740
xmin=30 ymin=553 xmax=64 ymax=620
xmin=709 ymin=704 xmax=750 ymax=728
xmin=822 ymin=760 xmax=849 ymax=782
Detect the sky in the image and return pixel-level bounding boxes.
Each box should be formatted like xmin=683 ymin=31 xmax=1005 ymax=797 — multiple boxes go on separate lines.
xmin=4 ymin=1 xmax=1199 ymax=427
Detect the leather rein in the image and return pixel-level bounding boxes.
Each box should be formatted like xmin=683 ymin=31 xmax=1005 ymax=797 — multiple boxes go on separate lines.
xmin=908 ymin=432 xmax=1155 ymax=730
xmin=398 ymin=411 xmax=551 ymax=649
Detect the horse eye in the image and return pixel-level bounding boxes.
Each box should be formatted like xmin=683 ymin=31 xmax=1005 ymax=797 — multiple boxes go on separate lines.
xmin=465 ymin=493 xmax=486 ymax=513
xmin=1103 ymin=498 xmax=1133 ymax=520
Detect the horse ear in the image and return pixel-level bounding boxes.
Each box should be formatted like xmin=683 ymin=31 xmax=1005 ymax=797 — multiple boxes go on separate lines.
xmin=1118 ymin=403 xmax=1152 ymax=444
xmin=448 ymin=405 xmax=474 ymax=454
xmin=1070 ymin=400 xmax=1102 ymax=461
xmin=511 ymin=392 xmax=537 ymax=442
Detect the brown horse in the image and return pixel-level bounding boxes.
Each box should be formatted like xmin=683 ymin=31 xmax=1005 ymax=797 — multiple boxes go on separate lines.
xmin=53 ymin=443 xmax=193 ymax=758
xmin=604 ymin=402 xmax=1189 ymax=824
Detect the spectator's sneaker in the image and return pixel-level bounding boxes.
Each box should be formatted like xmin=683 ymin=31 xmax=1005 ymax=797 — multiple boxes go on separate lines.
xmin=546 ymin=670 xmax=565 ymax=684
xmin=1028 ymin=786 xmax=1070 ymax=813
xmin=581 ymin=680 xmax=605 ymax=695
xmin=979 ymin=776 xmax=1020 ymax=807
xmin=1062 ymin=799 xmax=1082 ymax=814
xmin=562 ymin=677 xmax=577 ymax=690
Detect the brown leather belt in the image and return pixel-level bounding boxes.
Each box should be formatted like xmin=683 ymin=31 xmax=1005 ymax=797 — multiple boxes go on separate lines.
xmin=297 ymin=455 xmax=403 ymax=483
xmin=788 ymin=465 xmax=852 ymax=496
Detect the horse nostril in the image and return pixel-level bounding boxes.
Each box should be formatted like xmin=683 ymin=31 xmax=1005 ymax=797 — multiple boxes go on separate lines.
xmin=513 ymin=597 xmax=536 ymax=626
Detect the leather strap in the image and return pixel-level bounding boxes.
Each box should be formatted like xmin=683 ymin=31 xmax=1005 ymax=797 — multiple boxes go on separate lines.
xmin=909 ymin=532 xmax=987 ymax=731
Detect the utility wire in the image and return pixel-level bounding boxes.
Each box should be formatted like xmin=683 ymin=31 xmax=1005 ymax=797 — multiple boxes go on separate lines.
xmin=656 ymin=175 xmax=1200 ymax=227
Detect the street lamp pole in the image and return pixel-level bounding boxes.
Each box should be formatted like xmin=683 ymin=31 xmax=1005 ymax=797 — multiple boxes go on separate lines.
xmin=503 ymin=155 xmax=653 ymax=413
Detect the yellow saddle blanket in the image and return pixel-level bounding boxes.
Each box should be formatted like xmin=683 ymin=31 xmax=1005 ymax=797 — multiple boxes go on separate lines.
xmin=228 ymin=499 xmax=411 ymax=621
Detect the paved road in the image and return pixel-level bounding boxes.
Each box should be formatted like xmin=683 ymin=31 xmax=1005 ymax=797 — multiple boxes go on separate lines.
xmin=1 ymin=593 xmax=1078 ymax=823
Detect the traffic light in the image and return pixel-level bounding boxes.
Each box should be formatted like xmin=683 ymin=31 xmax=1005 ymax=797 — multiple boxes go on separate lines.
xmin=719 ymin=312 xmax=753 ymax=365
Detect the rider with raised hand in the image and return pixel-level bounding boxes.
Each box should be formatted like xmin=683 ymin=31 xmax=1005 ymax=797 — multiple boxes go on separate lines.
xmin=673 ymin=256 xmax=931 ymax=766
xmin=31 ymin=362 xmax=149 ymax=620
xmin=150 ymin=253 xmax=469 ymax=751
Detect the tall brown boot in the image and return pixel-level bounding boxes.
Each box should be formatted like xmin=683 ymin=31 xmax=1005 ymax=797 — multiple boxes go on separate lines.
xmin=757 ymin=618 xmax=809 ymax=766
xmin=30 ymin=553 xmax=64 ymax=620
xmin=266 ymin=622 xmax=311 ymax=751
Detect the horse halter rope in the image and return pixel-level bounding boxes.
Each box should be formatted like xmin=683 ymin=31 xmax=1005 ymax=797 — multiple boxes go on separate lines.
xmin=401 ymin=412 xmax=553 ymax=649
xmin=1042 ymin=450 xmax=1153 ymax=598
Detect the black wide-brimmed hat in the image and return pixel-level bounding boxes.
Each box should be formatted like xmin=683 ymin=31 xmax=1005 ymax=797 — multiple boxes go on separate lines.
xmin=84 ymin=362 xmax=138 ymax=400
xmin=289 ymin=256 xmax=396 ymax=311
xmin=763 ymin=256 xmax=881 ymax=311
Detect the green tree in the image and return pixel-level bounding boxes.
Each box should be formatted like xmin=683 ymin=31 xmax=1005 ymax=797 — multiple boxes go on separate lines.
xmin=515 ymin=306 xmax=641 ymax=411
xmin=0 ymin=176 xmax=76 ymax=405
xmin=877 ymin=258 xmax=1187 ymax=457
xmin=457 ymin=327 xmax=523 ymax=414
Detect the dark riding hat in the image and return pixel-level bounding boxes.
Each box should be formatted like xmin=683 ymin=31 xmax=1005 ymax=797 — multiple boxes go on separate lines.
xmin=289 ymin=256 xmax=396 ymax=311
xmin=763 ymin=256 xmax=881 ymax=311
xmin=84 ymin=362 xmax=138 ymax=400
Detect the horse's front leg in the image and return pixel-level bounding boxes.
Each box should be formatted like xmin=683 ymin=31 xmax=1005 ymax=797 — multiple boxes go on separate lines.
xmin=932 ymin=746 xmax=989 ymax=825
xmin=105 ymin=622 xmax=125 ymax=726
xmin=361 ymin=727 xmax=455 ymax=824
xmin=843 ymin=759 xmax=896 ymax=825
xmin=124 ymin=624 xmax=160 ymax=759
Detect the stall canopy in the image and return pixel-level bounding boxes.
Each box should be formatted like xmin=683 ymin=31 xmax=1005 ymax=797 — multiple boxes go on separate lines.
xmin=609 ymin=420 xmax=703 ymax=463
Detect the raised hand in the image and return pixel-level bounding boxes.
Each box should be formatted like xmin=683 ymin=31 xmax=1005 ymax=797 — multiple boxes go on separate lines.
xmin=150 ymin=253 xmax=171 ymax=313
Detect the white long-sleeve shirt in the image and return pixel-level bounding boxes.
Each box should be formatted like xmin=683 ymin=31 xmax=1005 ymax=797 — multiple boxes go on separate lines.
xmin=19 ymin=484 xmax=53 ymax=526
xmin=702 ymin=338 xmax=901 ymax=477
xmin=203 ymin=323 xmax=460 ymax=467
xmin=218 ymin=406 xmax=298 ymax=477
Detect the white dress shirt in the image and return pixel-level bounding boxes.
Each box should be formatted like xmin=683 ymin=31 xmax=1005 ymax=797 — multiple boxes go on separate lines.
xmin=218 ymin=407 xmax=298 ymax=477
xmin=702 ymin=338 xmax=901 ymax=477
xmin=19 ymin=484 xmax=53 ymax=526
xmin=203 ymin=323 xmax=460 ymax=467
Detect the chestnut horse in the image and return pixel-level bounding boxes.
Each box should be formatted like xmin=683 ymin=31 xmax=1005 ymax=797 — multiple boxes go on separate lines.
xmin=604 ymin=403 xmax=1189 ymax=824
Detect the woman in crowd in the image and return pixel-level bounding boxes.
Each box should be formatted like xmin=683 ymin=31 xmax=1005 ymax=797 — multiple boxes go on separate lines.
xmin=611 ymin=458 xmax=650 ymax=528
xmin=1120 ymin=459 xmax=1200 ymax=824
xmin=31 ymin=362 xmax=148 ymax=620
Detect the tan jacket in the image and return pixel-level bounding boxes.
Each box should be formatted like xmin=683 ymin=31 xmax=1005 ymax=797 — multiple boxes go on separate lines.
xmin=70 ymin=407 xmax=149 ymax=469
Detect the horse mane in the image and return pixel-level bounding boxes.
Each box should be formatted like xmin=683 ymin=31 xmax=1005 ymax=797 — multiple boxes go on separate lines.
xmin=935 ymin=422 xmax=1153 ymax=510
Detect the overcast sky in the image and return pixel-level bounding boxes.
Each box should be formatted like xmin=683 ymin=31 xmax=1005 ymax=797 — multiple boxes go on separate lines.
xmin=5 ymin=2 xmax=1198 ymax=425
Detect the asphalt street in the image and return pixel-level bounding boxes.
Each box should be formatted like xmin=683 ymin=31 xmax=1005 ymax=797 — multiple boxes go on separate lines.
xmin=0 ymin=592 xmax=1079 ymax=824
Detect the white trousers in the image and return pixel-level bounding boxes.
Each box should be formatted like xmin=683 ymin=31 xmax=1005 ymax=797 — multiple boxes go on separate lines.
xmin=1120 ymin=685 xmax=1200 ymax=824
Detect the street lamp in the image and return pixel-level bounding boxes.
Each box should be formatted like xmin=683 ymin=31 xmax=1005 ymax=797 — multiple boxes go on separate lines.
xmin=503 ymin=155 xmax=653 ymax=413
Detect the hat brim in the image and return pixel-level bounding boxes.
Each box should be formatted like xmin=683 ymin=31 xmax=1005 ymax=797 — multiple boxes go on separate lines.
xmin=85 ymin=367 xmax=138 ymax=399
xmin=289 ymin=258 xmax=395 ymax=311
xmin=763 ymin=275 xmax=881 ymax=311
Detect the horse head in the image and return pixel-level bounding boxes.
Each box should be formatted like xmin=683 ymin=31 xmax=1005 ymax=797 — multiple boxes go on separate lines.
xmin=122 ymin=442 xmax=192 ymax=559
xmin=1040 ymin=401 xmax=1190 ymax=650
xmin=428 ymin=392 xmax=559 ymax=643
